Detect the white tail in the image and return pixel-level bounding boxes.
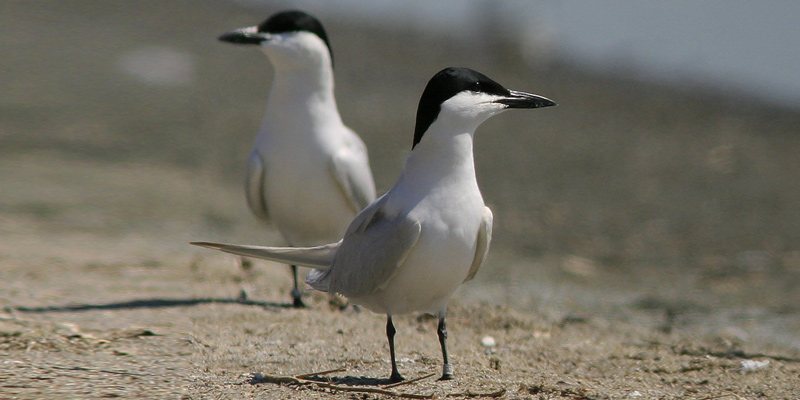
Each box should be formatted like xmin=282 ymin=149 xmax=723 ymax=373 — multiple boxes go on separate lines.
xmin=191 ymin=241 xmax=339 ymax=269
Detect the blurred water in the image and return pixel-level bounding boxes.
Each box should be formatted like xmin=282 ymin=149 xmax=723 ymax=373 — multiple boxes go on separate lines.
xmin=245 ymin=0 xmax=800 ymax=108
xmin=542 ymin=1 xmax=800 ymax=107
xmin=116 ymin=46 xmax=197 ymax=86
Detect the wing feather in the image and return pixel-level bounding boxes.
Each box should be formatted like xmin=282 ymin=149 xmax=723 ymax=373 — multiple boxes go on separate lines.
xmin=244 ymin=150 xmax=269 ymax=221
xmin=307 ymin=197 xmax=421 ymax=297
xmin=328 ymin=136 xmax=376 ymax=214
xmin=463 ymin=207 xmax=493 ymax=283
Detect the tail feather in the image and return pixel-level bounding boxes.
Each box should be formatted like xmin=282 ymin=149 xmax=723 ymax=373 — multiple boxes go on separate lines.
xmin=190 ymin=241 xmax=338 ymax=269
xmin=305 ymin=268 xmax=331 ymax=292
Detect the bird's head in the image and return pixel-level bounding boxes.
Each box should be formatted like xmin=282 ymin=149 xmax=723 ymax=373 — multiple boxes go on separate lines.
xmin=413 ymin=67 xmax=556 ymax=149
xmin=218 ymin=10 xmax=333 ymax=70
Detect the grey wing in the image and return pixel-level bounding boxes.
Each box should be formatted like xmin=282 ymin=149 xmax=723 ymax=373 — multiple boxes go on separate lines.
xmin=328 ymin=136 xmax=376 ymax=214
xmin=244 ymin=150 xmax=269 ymax=222
xmin=316 ymin=198 xmax=420 ymax=298
xmin=463 ymin=207 xmax=493 ymax=283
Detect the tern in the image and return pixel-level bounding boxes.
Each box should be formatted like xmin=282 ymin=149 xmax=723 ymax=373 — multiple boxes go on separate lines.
xmin=218 ymin=11 xmax=376 ymax=307
xmin=193 ymin=67 xmax=556 ymax=381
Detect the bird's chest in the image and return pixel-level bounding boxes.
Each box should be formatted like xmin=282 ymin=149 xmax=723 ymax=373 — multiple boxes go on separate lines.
xmin=414 ymin=171 xmax=483 ymax=227
xmin=256 ymin=125 xmax=333 ymax=183
xmin=261 ymin=144 xmax=329 ymax=199
xmin=377 ymin=193 xmax=483 ymax=315
xmin=254 ymin=129 xmax=352 ymax=243
xmin=404 ymin=180 xmax=484 ymax=271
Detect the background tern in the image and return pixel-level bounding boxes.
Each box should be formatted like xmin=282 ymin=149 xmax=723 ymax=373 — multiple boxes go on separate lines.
xmin=193 ymin=67 xmax=556 ymax=381
xmin=217 ymin=10 xmax=376 ymax=307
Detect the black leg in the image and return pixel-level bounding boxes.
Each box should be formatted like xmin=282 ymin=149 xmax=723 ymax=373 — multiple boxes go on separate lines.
xmin=386 ymin=316 xmax=404 ymax=383
xmin=437 ymin=313 xmax=454 ymax=380
xmin=290 ymin=265 xmax=305 ymax=308
xmin=240 ymin=256 xmax=253 ymax=271
xmin=237 ymin=257 xmax=252 ymax=302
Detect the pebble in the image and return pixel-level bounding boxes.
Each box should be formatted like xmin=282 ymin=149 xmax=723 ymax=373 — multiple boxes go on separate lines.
xmin=740 ymin=359 xmax=770 ymax=372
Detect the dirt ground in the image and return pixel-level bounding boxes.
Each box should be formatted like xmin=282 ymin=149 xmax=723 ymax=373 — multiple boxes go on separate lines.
xmin=2 ymin=221 xmax=799 ymax=399
xmin=3 ymin=1 xmax=800 ymax=399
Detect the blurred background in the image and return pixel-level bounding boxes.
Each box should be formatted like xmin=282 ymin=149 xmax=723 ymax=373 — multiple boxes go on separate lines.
xmin=2 ymin=1 xmax=799 ymax=352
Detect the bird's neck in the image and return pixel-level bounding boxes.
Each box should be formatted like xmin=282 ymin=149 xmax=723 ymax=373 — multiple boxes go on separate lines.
xmin=256 ymin=67 xmax=343 ymax=146
xmin=264 ymin=67 xmax=340 ymax=122
xmin=400 ymin=128 xmax=478 ymax=191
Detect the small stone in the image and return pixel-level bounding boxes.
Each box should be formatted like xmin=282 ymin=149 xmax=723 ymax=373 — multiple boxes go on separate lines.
xmin=480 ymin=336 xmax=496 ymax=348
xmin=740 ymin=359 xmax=770 ymax=372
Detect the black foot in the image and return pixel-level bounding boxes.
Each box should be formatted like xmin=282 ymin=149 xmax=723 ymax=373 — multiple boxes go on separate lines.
xmin=438 ymin=363 xmax=454 ymax=381
xmin=388 ymin=371 xmax=405 ymax=383
xmin=291 ymin=288 xmax=306 ymax=308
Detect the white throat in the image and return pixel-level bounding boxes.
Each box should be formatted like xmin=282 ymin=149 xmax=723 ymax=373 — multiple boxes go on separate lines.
xmin=259 ymin=56 xmax=341 ymax=142
xmin=402 ymin=91 xmax=506 ymax=185
xmin=397 ymin=121 xmax=480 ymax=208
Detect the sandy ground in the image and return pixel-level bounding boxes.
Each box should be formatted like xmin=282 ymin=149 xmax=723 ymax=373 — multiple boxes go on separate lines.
xmin=2 ymin=224 xmax=799 ymax=399
xmin=3 ymin=1 xmax=800 ymax=399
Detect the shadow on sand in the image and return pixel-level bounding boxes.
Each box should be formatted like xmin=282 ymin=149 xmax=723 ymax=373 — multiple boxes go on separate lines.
xmin=13 ymin=297 xmax=292 ymax=313
xmin=249 ymin=373 xmax=396 ymax=387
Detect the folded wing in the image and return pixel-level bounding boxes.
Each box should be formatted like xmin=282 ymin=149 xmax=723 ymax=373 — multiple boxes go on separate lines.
xmin=306 ymin=196 xmax=421 ymax=296
xmin=244 ymin=150 xmax=269 ymax=222
xmin=328 ymin=135 xmax=376 ymax=214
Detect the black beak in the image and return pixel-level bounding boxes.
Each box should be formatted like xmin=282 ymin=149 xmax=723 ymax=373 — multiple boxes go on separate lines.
xmin=218 ymin=27 xmax=270 ymax=45
xmin=495 ymin=90 xmax=557 ymax=109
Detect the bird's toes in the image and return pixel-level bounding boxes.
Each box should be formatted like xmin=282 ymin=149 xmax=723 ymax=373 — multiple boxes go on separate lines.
xmin=438 ymin=364 xmax=454 ymax=381
xmin=291 ymin=289 xmax=306 ymax=308
xmin=388 ymin=372 xmax=405 ymax=383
